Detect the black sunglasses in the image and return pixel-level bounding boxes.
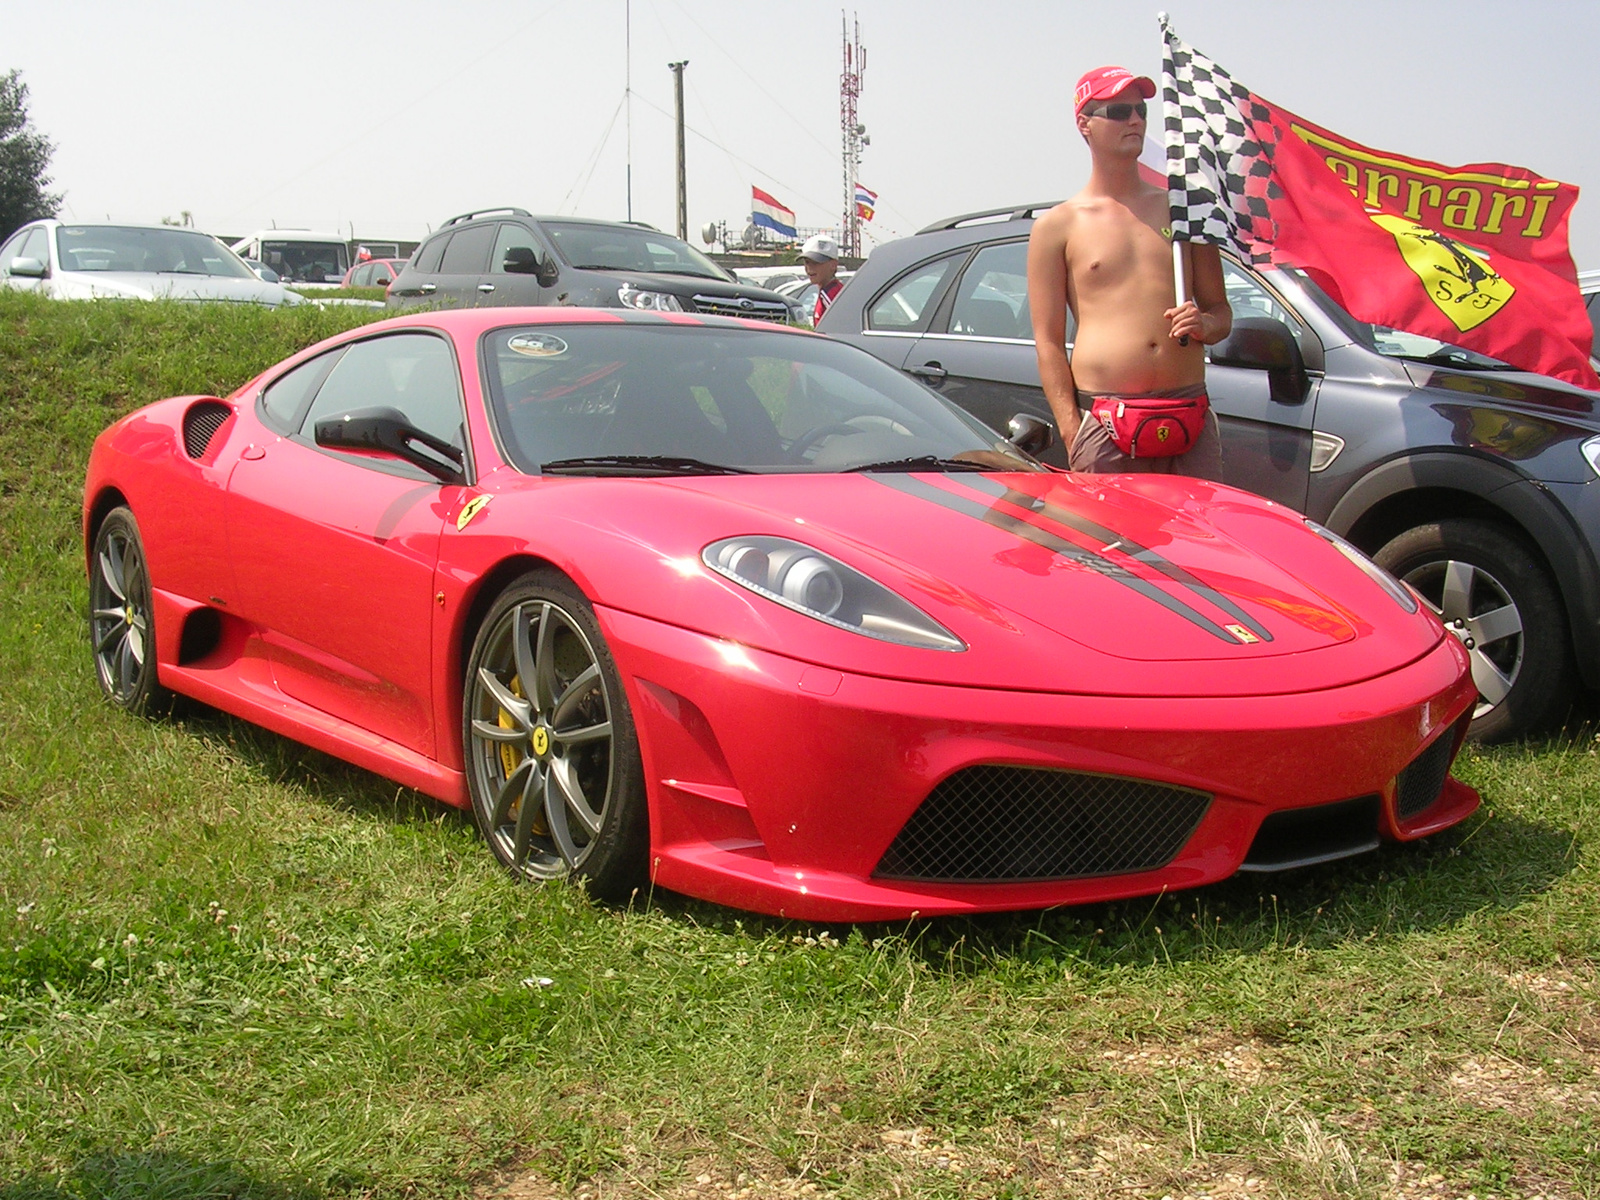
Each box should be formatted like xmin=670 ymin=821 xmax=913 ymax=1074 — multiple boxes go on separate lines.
xmin=1087 ymin=100 xmax=1147 ymax=122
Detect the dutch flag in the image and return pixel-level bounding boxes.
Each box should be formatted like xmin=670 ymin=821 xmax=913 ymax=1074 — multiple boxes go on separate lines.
xmin=751 ymin=186 xmax=797 ymax=240
xmin=854 ymin=183 xmax=877 ymax=222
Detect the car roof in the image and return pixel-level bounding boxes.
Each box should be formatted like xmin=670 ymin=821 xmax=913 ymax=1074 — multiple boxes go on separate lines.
xmin=332 ymin=306 xmax=816 ymax=340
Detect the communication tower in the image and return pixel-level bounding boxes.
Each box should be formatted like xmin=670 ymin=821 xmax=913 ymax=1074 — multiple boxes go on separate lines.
xmin=840 ymin=13 xmax=866 ymax=257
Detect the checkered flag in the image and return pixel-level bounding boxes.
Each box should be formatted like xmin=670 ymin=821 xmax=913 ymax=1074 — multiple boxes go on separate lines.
xmin=1160 ymin=15 xmax=1285 ymax=265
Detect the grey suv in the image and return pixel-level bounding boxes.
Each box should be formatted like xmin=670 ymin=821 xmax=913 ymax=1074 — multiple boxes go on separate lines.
xmin=820 ymin=204 xmax=1600 ymax=741
xmin=388 ymin=208 xmax=803 ymax=322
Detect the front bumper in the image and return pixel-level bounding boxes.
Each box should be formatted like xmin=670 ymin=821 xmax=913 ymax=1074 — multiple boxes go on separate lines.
xmin=601 ymin=606 xmax=1479 ymax=921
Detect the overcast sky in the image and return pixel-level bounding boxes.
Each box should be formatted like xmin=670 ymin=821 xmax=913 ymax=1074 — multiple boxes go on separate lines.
xmin=12 ymin=0 xmax=1600 ymax=265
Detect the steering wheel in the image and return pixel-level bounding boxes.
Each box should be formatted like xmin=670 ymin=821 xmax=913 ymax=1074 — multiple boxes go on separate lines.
xmin=788 ymin=421 xmax=867 ymax=460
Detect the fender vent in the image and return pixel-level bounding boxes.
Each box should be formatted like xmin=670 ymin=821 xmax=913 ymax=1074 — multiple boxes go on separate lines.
xmin=182 ymin=400 xmax=232 ymax=460
xmin=874 ymin=766 xmax=1211 ymax=883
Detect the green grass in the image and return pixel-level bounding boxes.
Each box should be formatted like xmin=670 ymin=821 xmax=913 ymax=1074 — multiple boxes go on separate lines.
xmin=1 ymin=291 xmax=1598 ymax=1199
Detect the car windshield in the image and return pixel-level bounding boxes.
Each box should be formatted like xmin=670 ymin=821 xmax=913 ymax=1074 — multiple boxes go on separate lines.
xmin=543 ymin=222 xmax=732 ymax=281
xmin=482 ymin=324 xmax=1039 ymax=475
xmin=259 ymin=240 xmax=349 ymax=284
xmin=55 ymin=227 xmax=256 ymax=278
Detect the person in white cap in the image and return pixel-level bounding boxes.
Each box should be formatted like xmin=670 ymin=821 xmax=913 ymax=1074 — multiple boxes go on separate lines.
xmin=1027 ymin=64 xmax=1230 ymax=475
xmin=800 ymin=234 xmax=845 ymax=326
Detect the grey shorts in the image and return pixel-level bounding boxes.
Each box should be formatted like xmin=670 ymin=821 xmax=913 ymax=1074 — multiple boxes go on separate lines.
xmin=1067 ymin=387 xmax=1224 ymax=479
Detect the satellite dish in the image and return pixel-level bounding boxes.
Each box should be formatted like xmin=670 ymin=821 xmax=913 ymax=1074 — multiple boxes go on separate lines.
xmin=700 ymin=221 xmax=718 ymax=245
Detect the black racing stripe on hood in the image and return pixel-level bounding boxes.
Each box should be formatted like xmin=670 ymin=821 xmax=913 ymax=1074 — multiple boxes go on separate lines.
xmin=871 ymin=474 xmax=1240 ymax=643
xmin=955 ymin=476 xmax=1274 ymax=643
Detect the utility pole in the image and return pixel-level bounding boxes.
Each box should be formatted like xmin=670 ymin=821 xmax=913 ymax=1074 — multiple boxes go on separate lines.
xmin=625 ymin=0 xmax=633 ymax=222
xmin=669 ymin=60 xmax=688 ymax=239
xmin=839 ymin=13 xmax=866 ymax=258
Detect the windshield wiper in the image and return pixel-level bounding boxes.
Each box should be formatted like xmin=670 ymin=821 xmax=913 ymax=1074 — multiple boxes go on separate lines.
xmin=540 ymin=455 xmax=753 ymax=477
xmin=159 ymin=268 xmax=208 ymax=275
xmin=1390 ymin=350 xmax=1520 ymax=371
xmin=845 ymin=455 xmax=994 ymax=473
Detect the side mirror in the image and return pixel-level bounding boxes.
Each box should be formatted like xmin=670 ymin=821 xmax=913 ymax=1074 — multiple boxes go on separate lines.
xmin=537 ymin=259 xmax=560 ymax=288
xmin=8 ymin=256 xmax=46 ymax=279
xmin=1209 ymin=316 xmax=1309 ymax=404
xmin=1007 ymin=412 xmax=1055 ymax=456
xmin=502 ymin=246 xmax=538 ymax=274
xmin=314 ymin=406 xmax=464 ymax=484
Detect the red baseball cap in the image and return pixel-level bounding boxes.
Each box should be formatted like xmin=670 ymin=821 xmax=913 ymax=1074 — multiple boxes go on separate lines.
xmin=1074 ymin=65 xmax=1156 ymax=116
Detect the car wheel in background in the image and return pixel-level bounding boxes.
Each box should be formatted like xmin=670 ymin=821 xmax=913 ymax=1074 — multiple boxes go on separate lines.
xmin=1374 ymin=519 xmax=1572 ymax=742
xmin=89 ymin=507 xmax=172 ymax=716
xmin=463 ymin=571 xmax=648 ymax=898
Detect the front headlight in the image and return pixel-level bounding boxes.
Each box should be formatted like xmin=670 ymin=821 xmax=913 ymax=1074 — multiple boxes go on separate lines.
xmin=1304 ymin=520 xmax=1418 ymax=613
xmin=704 ymin=536 xmax=964 ymax=651
xmin=617 ymin=283 xmax=683 ymax=312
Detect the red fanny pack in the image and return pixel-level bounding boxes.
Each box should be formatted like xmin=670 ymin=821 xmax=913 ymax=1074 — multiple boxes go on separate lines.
xmin=1089 ymin=391 xmax=1210 ymax=459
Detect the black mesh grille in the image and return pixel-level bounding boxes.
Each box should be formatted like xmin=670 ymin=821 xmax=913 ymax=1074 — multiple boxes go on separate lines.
xmin=874 ymin=766 xmax=1211 ymax=883
xmin=182 ymin=401 xmax=232 ymax=459
xmin=1395 ymin=718 xmax=1463 ymax=819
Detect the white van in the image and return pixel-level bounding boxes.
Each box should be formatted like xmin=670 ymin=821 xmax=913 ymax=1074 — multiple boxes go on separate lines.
xmin=229 ymin=230 xmax=349 ymax=287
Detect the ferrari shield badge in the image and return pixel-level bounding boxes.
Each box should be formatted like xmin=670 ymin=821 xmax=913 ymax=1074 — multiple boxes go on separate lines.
xmin=456 ymin=494 xmax=492 ymax=530
xmin=1370 ymin=213 xmax=1514 ymax=333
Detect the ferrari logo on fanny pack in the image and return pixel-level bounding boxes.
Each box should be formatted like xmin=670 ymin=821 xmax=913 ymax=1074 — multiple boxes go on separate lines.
xmin=1157 ymin=426 xmax=1171 ymax=442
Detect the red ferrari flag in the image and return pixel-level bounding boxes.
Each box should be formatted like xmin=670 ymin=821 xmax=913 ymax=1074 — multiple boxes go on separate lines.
xmin=1160 ymin=17 xmax=1598 ymax=390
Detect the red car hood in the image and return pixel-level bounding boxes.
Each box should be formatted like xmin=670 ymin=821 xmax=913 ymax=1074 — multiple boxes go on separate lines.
xmin=481 ymin=469 xmax=1447 ymax=698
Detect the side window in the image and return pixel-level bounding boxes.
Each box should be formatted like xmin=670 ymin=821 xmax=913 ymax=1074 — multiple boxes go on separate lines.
xmin=373 ymin=263 xmax=395 ymax=285
xmin=439 ymin=223 xmax=495 ymax=275
xmin=411 ymin=234 xmax=449 ymax=275
xmin=18 ymin=227 xmax=49 ymax=266
xmin=260 ymin=350 xmax=342 ymax=434
xmin=491 ymin=223 xmax=544 ymax=274
xmin=300 ymin=334 xmax=463 ymax=453
xmin=1220 ymin=260 xmax=1307 ymax=337
xmin=866 ymin=255 xmax=957 ymax=332
xmin=0 ymin=228 xmax=29 ymax=267
xmin=349 ymin=263 xmax=370 ymax=286
xmin=947 ymin=241 xmax=1037 ymax=341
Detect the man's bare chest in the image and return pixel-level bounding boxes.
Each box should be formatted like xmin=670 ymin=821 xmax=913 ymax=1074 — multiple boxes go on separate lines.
xmin=1066 ymin=211 xmax=1173 ymax=294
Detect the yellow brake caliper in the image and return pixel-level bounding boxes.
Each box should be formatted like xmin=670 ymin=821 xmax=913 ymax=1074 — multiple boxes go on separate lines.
xmin=497 ymin=676 xmax=548 ymax=836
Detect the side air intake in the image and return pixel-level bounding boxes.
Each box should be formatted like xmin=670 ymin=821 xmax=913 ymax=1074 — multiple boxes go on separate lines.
xmin=182 ymin=400 xmax=233 ymax=460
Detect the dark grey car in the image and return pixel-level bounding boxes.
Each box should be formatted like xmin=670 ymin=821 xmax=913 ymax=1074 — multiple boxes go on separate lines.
xmin=820 ymin=204 xmax=1600 ymax=741
xmin=388 ymin=208 xmax=803 ymax=322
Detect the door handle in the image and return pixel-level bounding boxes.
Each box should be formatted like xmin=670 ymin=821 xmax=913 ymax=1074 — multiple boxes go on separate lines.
xmin=908 ymin=362 xmax=947 ymax=382
xmin=418 ymin=283 xmax=436 ymax=294
xmin=477 ymin=283 xmax=496 ymax=293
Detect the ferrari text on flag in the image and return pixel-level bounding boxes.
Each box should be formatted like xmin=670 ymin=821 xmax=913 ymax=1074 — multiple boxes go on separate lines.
xmin=751 ymin=186 xmax=797 ymax=240
xmin=855 ymin=183 xmax=878 ymax=222
xmin=1159 ymin=16 xmax=1597 ymax=390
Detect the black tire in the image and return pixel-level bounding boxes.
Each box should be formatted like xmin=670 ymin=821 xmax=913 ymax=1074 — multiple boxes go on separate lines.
xmin=88 ymin=507 xmax=173 ymax=716
xmin=1373 ymin=518 xmax=1572 ymax=742
xmin=462 ymin=570 xmax=648 ymax=899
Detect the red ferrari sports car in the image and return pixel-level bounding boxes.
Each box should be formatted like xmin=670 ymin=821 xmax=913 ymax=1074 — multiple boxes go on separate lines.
xmin=83 ymin=308 xmax=1480 ymax=920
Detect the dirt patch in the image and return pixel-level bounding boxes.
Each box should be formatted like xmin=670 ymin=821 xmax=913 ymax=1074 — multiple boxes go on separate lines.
xmin=1445 ymin=1055 xmax=1600 ymax=1116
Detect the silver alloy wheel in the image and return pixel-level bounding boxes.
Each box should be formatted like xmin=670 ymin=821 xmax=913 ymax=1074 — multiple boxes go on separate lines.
xmin=466 ymin=599 xmax=616 ymax=879
xmin=90 ymin=522 xmax=152 ymax=704
xmin=1402 ymin=558 xmax=1523 ymax=719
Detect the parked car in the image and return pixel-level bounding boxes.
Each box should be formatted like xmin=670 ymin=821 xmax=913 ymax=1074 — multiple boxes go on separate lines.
xmin=342 ymin=258 xmax=408 ymax=289
xmin=820 ymin=205 xmax=1600 ymax=742
xmin=229 ymin=230 xmax=350 ymax=286
xmin=83 ymin=307 xmax=1479 ymax=919
xmin=0 ymin=221 xmax=304 ymax=306
xmin=1579 ymin=268 xmax=1599 ymax=358
xmin=387 ymin=208 xmax=805 ymax=322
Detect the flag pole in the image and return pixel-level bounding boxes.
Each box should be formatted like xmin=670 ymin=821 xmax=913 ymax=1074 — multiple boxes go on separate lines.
xmin=1173 ymin=239 xmax=1189 ymax=346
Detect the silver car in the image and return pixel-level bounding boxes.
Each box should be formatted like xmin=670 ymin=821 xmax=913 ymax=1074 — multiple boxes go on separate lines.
xmin=0 ymin=220 xmax=304 ymax=306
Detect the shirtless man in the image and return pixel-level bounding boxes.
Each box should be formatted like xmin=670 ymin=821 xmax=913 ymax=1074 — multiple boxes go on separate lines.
xmin=1028 ymin=65 xmax=1232 ymax=475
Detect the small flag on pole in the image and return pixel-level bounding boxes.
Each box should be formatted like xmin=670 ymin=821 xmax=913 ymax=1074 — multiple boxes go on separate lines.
xmin=854 ymin=183 xmax=878 ymax=222
xmin=751 ymin=186 xmax=797 ymax=240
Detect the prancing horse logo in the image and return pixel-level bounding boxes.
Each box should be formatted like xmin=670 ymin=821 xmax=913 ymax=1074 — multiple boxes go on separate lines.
xmin=1370 ymin=213 xmax=1515 ymax=333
